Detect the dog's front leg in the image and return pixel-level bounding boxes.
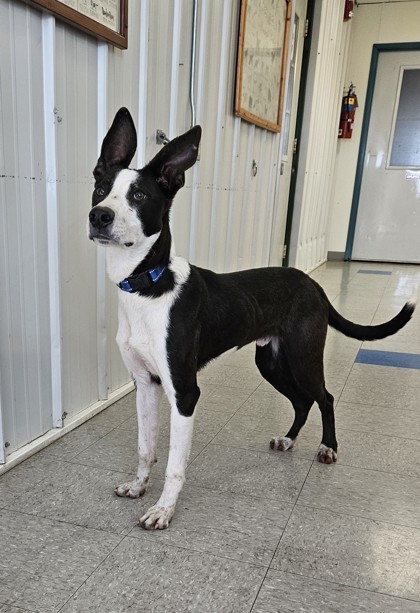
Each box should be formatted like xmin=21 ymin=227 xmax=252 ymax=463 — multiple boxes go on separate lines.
xmin=139 ymin=385 xmax=199 ymax=530
xmin=115 ymin=369 xmax=162 ymax=498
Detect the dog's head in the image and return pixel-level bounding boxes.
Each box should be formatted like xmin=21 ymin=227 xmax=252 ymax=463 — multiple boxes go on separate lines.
xmin=88 ymin=108 xmax=201 ymax=251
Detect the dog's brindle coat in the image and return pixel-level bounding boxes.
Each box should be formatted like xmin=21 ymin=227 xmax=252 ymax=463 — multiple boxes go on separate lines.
xmin=88 ymin=108 xmax=414 ymax=530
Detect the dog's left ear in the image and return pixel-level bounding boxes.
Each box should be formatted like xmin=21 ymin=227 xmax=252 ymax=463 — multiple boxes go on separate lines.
xmin=93 ymin=107 xmax=137 ymax=182
xmin=145 ymin=125 xmax=201 ymax=198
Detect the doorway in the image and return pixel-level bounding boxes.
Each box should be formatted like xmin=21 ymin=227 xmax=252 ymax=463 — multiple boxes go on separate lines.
xmin=346 ymin=43 xmax=420 ymax=263
xmin=268 ymin=0 xmax=309 ymax=266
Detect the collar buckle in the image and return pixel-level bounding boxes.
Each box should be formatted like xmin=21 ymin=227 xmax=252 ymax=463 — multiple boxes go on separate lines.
xmin=117 ymin=265 xmax=166 ymax=294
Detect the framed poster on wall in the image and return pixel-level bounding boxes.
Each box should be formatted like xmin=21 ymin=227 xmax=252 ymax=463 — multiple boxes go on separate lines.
xmin=235 ymin=0 xmax=291 ymax=132
xmin=26 ymin=0 xmax=128 ymax=49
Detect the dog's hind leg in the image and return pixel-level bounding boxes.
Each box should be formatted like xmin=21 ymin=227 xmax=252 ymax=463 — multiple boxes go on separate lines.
xmin=255 ymin=341 xmax=313 ymax=451
xmin=115 ymin=369 xmax=162 ymax=498
xmin=260 ymin=337 xmax=338 ymax=464
xmin=316 ymin=388 xmax=337 ymax=464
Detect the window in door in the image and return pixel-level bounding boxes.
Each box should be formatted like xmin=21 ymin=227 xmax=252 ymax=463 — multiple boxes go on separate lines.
xmin=388 ymin=67 xmax=420 ymax=168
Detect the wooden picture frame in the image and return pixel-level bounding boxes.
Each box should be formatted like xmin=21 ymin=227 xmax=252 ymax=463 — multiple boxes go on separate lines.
xmin=26 ymin=0 xmax=128 ymax=49
xmin=235 ymin=0 xmax=291 ymax=132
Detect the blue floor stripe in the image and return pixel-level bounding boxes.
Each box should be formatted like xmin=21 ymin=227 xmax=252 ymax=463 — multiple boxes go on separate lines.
xmin=356 ymin=349 xmax=420 ymax=369
xmin=357 ymin=269 xmax=392 ymax=275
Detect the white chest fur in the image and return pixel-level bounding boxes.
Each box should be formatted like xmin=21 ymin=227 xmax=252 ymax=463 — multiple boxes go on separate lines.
xmin=115 ymin=256 xmax=190 ymax=397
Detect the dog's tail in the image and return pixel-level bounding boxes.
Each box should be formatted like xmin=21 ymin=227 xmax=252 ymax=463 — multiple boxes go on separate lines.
xmin=327 ymin=300 xmax=415 ymax=341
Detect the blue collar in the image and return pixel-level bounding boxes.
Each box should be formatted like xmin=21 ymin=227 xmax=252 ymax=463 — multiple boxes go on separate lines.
xmin=117 ymin=264 xmax=166 ymax=293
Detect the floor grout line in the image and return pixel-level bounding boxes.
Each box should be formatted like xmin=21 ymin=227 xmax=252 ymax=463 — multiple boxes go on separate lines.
xmin=250 ymin=443 xmax=317 ymax=612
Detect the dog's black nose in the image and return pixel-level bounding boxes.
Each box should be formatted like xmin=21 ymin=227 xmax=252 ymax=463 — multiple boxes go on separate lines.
xmin=89 ymin=206 xmax=115 ymax=229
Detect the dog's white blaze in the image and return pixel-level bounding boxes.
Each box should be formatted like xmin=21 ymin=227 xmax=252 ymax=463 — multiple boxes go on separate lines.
xmin=102 ymin=169 xmax=143 ymax=241
xmin=93 ymin=168 xmax=161 ymax=282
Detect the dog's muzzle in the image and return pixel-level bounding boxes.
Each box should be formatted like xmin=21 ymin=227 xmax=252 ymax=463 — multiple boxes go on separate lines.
xmin=89 ymin=206 xmax=116 ymax=243
xmin=89 ymin=206 xmax=115 ymax=229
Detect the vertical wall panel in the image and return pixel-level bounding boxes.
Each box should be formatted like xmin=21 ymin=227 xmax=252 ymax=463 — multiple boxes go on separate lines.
xmin=164 ymin=0 xmax=283 ymax=274
xmin=290 ymin=0 xmax=351 ymax=272
xmin=95 ymin=41 xmax=108 ymax=402
xmin=54 ymin=23 xmax=99 ymax=418
xmin=42 ymin=12 xmax=63 ymax=428
xmin=0 ymin=0 xmax=52 ymax=454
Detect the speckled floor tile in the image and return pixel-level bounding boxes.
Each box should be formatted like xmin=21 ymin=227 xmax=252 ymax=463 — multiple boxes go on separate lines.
xmin=71 ymin=426 xmax=206 ymax=480
xmin=335 ymin=428 xmax=420 ymax=477
xmin=366 ymin=304 xmax=420 ymax=352
xmin=236 ymin=388 xmax=294 ymax=416
xmin=252 ymin=570 xmax=420 ymax=613
xmin=129 ymin=482 xmax=292 ymax=566
xmin=0 ymin=455 xmax=60 ymax=509
xmin=0 ymin=509 xmax=121 ymax=612
xmin=199 ymin=361 xmax=263 ymax=391
xmin=212 ymin=410 xmax=320 ymax=460
xmin=336 ymin=400 xmax=420 ymax=440
xmin=0 ymin=605 xmax=38 ymax=613
xmin=216 ymin=343 xmax=255 ymax=367
xmin=196 ymin=381 xmax=253 ymax=414
xmin=69 ymin=426 xmax=138 ymax=471
xmin=59 ymin=537 xmax=265 ymax=613
xmin=87 ymin=396 xmax=136 ymax=428
xmin=32 ymin=422 xmax=112 ymax=461
xmin=118 ymin=405 xmax=231 ymax=444
xmin=255 ymin=365 xmax=348 ymax=399
xmin=271 ymin=506 xmax=420 ymax=601
xmin=186 ymin=444 xmax=312 ymax=503
xmin=3 ymin=460 xmax=143 ymax=534
xmin=340 ymin=363 xmax=420 ymax=409
xmin=299 ymin=463 xmax=420 ymax=528
xmin=323 ymin=329 xmax=362 ymax=363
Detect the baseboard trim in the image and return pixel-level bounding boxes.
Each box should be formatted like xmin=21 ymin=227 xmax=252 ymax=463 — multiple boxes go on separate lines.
xmin=0 ymin=381 xmax=134 ymax=475
xmin=327 ymin=251 xmax=345 ymax=261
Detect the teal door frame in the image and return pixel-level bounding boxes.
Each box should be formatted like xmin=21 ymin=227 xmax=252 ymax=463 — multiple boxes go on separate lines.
xmin=345 ymin=42 xmax=420 ymax=260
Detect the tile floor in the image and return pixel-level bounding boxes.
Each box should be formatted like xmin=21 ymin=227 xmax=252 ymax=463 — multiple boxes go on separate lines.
xmin=1 ymin=261 xmax=420 ymax=612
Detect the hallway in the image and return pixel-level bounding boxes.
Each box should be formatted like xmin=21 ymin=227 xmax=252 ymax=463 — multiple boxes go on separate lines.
xmin=1 ymin=261 xmax=420 ymax=612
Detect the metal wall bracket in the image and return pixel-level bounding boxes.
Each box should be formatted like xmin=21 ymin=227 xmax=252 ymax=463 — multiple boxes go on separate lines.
xmin=156 ymin=129 xmax=170 ymax=146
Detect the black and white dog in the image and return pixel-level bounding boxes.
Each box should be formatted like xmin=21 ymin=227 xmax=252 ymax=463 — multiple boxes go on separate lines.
xmin=88 ymin=108 xmax=414 ymax=530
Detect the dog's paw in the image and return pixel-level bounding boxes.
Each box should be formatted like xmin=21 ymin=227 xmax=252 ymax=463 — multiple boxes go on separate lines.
xmin=317 ymin=444 xmax=337 ymax=464
xmin=114 ymin=478 xmax=149 ymax=498
xmin=270 ymin=436 xmax=295 ymax=451
xmin=138 ymin=504 xmax=175 ymax=530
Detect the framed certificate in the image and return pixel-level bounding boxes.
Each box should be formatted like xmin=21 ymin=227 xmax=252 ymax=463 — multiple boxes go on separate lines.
xmin=235 ymin=0 xmax=291 ymax=132
xmin=27 ymin=0 xmax=128 ymax=49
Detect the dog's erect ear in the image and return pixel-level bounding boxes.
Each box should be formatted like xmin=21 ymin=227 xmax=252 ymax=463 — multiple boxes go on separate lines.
xmin=145 ymin=125 xmax=201 ymax=198
xmin=93 ymin=108 xmax=137 ymax=181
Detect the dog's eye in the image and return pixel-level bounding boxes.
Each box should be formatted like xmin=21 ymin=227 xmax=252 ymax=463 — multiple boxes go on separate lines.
xmin=133 ymin=191 xmax=145 ymax=201
xmin=96 ymin=187 xmax=105 ymax=197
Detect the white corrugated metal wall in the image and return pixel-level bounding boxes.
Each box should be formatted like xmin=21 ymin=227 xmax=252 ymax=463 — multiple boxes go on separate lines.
xmin=0 ymin=2 xmax=52 ymax=462
xmin=289 ymin=0 xmax=351 ymax=271
xmin=0 ymin=0 xmax=351 ymax=469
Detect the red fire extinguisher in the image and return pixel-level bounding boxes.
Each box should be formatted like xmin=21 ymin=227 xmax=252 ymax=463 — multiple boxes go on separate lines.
xmin=338 ymin=84 xmax=358 ymax=139
xmin=343 ymin=0 xmax=354 ymax=22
